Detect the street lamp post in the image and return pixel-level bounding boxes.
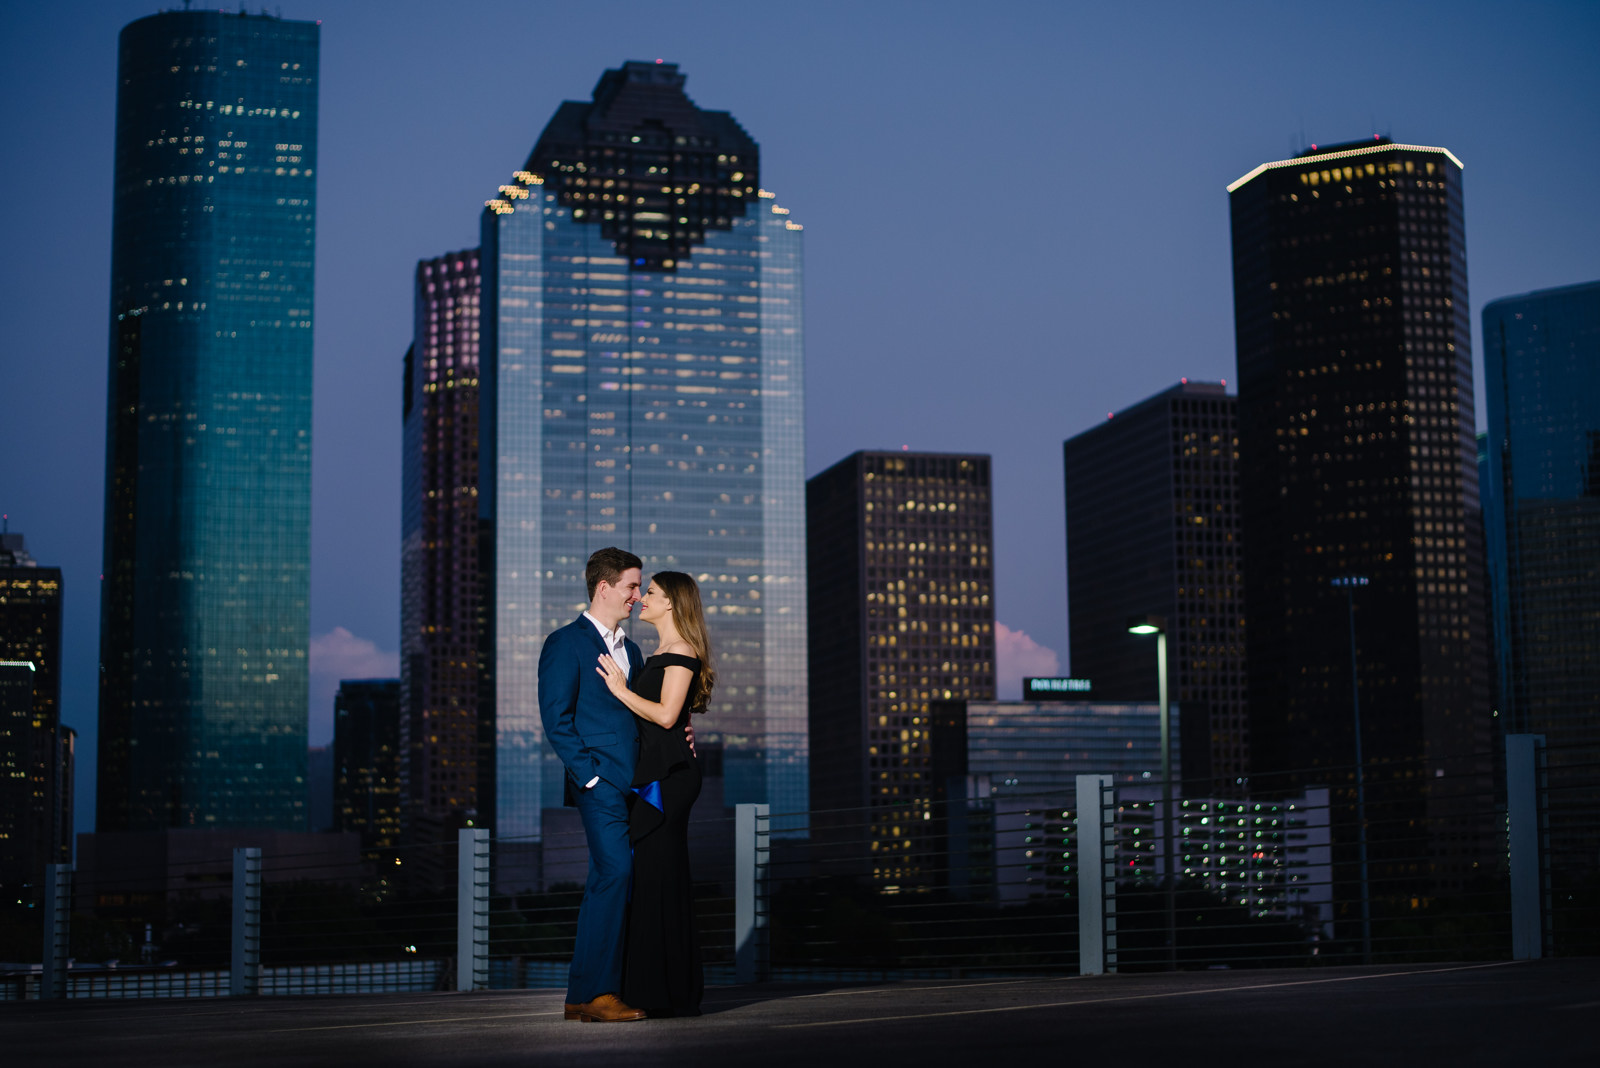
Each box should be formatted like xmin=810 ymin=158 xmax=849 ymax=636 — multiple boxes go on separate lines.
xmin=1128 ymin=614 xmax=1176 ymax=971
xmin=1331 ymin=576 xmax=1373 ymax=964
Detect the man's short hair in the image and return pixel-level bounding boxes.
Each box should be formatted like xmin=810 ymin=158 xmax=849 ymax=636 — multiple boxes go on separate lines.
xmin=585 ymin=547 xmax=642 ymax=599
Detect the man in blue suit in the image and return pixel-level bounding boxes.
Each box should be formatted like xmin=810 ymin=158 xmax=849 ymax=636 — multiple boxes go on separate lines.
xmin=539 ymin=546 xmax=647 ymax=1022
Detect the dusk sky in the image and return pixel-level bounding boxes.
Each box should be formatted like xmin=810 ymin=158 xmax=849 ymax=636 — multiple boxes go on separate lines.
xmin=2 ymin=1 xmax=1596 ymax=833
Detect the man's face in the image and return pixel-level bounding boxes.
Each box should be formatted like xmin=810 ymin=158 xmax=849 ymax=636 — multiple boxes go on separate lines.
xmin=599 ymin=568 xmax=643 ymax=620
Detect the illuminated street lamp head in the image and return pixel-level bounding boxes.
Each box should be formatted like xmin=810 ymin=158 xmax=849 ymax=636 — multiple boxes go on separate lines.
xmin=1127 ymin=614 xmax=1167 ymax=636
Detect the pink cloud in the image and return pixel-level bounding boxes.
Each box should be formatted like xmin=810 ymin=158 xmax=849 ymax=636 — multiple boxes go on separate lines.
xmin=308 ymin=627 xmax=399 ymax=746
xmin=994 ymin=622 xmax=1061 ymax=700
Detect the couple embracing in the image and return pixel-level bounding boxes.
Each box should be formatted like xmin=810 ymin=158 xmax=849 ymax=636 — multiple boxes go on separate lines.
xmin=538 ymin=547 xmax=714 ymax=1022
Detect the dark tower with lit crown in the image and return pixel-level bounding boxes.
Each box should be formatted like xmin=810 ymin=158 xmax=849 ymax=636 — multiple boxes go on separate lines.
xmin=1229 ymin=138 xmax=1491 ymax=897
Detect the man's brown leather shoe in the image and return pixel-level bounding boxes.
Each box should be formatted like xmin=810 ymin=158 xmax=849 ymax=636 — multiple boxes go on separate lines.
xmin=563 ymin=993 xmax=646 ymax=1022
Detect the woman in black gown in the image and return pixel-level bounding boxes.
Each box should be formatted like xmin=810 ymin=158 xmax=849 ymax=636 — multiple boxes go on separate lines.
xmin=596 ymin=570 xmax=715 ymax=1018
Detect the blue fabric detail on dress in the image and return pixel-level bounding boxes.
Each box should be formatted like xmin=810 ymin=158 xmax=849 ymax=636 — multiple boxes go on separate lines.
xmin=633 ymin=780 xmax=663 ymax=812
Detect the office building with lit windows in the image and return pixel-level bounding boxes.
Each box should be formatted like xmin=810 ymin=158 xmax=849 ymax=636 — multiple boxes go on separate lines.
xmin=1064 ymin=382 xmax=1244 ymax=792
xmin=961 ymin=699 xmax=1181 ymax=798
xmin=401 ymin=250 xmax=484 ymax=851
xmin=479 ymin=62 xmax=808 ymax=887
xmin=333 ymin=678 xmax=402 ymax=859
xmin=987 ymin=787 xmax=1330 ymax=931
xmin=0 ymin=532 xmax=68 ymax=906
xmin=807 ymin=451 xmax=995 ymax=888
xmin=96 ymin=10 xmax=319 ymax=832
xmin=1229 ymin=138 xmax=1491 ymax=891
xmin=1482 ymin=279 xmax=1600 ymax=875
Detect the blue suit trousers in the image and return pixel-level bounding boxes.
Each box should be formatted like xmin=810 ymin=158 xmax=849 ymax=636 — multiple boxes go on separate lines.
xmin=568 ymin=778 xmax=633 ymax=1003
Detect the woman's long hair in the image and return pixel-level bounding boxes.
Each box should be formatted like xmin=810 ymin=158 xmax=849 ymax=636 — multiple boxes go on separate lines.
xmin=651 ymin=571 xmax=716 ymax=714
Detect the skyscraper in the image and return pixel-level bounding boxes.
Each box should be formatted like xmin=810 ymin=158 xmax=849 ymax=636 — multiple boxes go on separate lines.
xmin=0 ymin=532 xmax=66 ymax=905
xmin=1482 ymin=279 xmax=1600 ymax=874
xmin=333 ymin=678 xmax=403 ymax=859
xmin=400 ymin=250 xmax=484 ymax=847
xmin=1228 ymin=138 xmax=1491 ymax=890
xmin=0 ymin=531 xmax=67 ymax=905
xmin=807 ymin=451 xmax=995 ymax=888
xmin=1063 ymin=381 xmax=1245 ymax=791
xmin=479 ymin=62 xmax=808 ymax=885
xmin=98 ymin=11 xmax=319 ymax=831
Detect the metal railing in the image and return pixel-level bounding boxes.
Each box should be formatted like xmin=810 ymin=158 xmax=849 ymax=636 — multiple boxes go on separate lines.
xmin=2 ymin=733 xmax=1592 ymax=1000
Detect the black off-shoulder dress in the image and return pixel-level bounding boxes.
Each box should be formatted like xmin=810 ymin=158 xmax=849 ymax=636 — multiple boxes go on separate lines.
xmin=622 ymin=652 xmax=704 ymax=1017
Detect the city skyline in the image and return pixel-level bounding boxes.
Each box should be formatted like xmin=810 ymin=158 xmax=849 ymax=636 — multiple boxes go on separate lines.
xmin=1 ymin=2 xmax=1596 ymax=835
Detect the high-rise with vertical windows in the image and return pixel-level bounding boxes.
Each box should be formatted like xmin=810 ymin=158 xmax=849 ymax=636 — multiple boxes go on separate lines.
xmin=97 ymin=11 xmax=319 ymax=831
xmin=333 ymin=678 xmax=403 ymax=859
xmin=401 ymin=251 xmax=484 ymax=848
xmin=0 ymin=531 xmax=67 ymax=904
xmin=1063 ymin=381 xmax=1245 ymax=792
xmin=1229 ymin=138 xmax=1491 ymax=891
xmin=1482 ymin=279 xmax=1600 ymax=875
xmin=807 ymin=451 xmax=995 ymax=888
xmin=479 ymin=62 xmax=807 ymax=887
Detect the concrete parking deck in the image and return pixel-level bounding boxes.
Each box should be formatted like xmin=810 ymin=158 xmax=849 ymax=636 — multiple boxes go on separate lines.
xmin=4 ymin=959 xmax=1595 ymax=1067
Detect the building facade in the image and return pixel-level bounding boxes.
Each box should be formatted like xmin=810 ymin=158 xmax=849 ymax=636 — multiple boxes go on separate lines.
xmin=1064 ymin=381 xmax=1245 ymax=791
xmin=400 ymin=250 xmax=485 ymax=848
xmin=807 ymin=451 xmax=996 ymax=888
xmin=1229 ymin=138 xmax=1491 ymax=892
xmin=98 ymin=10 xmax=319 ymax=831
xmin=0 ymin=532 xmax=67 ymax=905
xmin=959 ymin=699 xmax=1181 ymax=799
xmin=1482 ymin=279 xmax=1600 ymax=874
xmin=988 ymin=786 xmax=1330 ymax=934
xmin=333 ymin=679 xmax=402 ymax=859
xmin=478 ymin=62 xmax=808 ymax=886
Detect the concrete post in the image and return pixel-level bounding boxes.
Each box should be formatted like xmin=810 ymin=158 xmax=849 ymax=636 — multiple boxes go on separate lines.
xmin=735 ymin=803 xmax=770 ymax=983
xmin=457 ymin=828 xmax=490 ymax=990
xmin=230 ymin=847 xmax=261 ymax=997
xmin=1506 ymin=734 xmax=1549 ymax=960
xmin=1077 ymin=774 xmax=1115 ymax=975
xmin=41 ymin=863 xmax=71 ymax=999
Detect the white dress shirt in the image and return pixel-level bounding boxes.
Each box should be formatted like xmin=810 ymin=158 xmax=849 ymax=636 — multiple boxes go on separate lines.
xmin=583 ymin=611 xmax=631 ymax=678
xmin=581 ymin=612 xmax=630 ymax=788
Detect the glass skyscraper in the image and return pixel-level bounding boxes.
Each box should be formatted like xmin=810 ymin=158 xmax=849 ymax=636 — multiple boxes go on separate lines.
xmin=479 ymin=62 xmax=807 ymax=885
xmin=1481 ymin=279 xmax=1600 ymax=874
xmin=1229 ymin=138 xmax=1491 ymax=892
xmin=97 ymin=11 xmax=319 ymax=831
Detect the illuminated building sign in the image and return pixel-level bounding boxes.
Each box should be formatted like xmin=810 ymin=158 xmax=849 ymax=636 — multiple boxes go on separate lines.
xmin=1024 ymin=677 xmax=1092 ymax=698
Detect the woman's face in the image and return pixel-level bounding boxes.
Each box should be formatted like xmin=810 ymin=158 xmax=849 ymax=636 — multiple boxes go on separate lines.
xmin=638 ymin=582 xmax=673 ymax=625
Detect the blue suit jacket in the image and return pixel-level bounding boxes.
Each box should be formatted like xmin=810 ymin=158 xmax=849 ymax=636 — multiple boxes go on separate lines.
xmin=538 ymin=614 xmax=643 ymax=795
